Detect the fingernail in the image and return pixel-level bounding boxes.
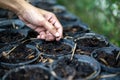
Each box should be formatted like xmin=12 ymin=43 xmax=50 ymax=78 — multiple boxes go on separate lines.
xmin=37 ymin=35 xmax=40 ymax=39
xmin=55 ymin=32 xmax=60 ymax=37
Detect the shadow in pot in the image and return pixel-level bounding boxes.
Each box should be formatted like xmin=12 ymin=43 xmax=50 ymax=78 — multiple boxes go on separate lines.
xmin=74 ymin=32 xmax=110 ymax=55
xmin=91 ymin=46 xmax=120 ymax=73
xmin=35 ymin=39 xmax=75 ymax=59
xmin=0 ymin=44 xmax=40 ymax=69
xmin=51 ymin=54 xmax=101 ymax=80
xmin=2 ymin=65 xmax=57 ymax=80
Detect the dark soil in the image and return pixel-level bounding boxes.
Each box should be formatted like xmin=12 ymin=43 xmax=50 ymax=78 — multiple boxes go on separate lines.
xmin=76 ymin=38 xmax=108 ymax=47
xmin=0 ymin=45 xmax=36 ymax=63
xmin=94 ymin=50 xmax=120 ymax=68
xmin=53 ymin=57 xmax=94 ymax=79
xmin=4 ymin=67 xmax=51 ymax=80
xmin=75 ymin=38 xmax=109 ymax=55
xmin=63 ymin=26 xmax=86 ymax=36
xmin=38 ymin=41 xmax=72 ymax=56
xmin=0 ymin=30 xmax=24 ymax=44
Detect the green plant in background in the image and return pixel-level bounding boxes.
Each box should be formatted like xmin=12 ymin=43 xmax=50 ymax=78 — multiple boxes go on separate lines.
xmin=57 ymin=0 xmax=120 ymax=47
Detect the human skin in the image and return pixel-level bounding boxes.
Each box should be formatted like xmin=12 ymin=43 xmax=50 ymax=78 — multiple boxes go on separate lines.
xmin=0 ymin=0 xmax=63 ymax=41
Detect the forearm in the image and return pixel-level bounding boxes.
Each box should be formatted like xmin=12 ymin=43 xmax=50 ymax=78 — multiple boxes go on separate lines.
xmin=0 ymin=0 xmax=29 ymax=14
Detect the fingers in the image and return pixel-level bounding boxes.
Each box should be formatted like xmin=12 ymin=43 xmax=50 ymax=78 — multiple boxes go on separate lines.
xmin=54 ymin=21 xmax=63 ymax=41
xmin=45 ymin=31 xmax=55 ymax=41
xmin=44 ymin=13 xmax=63 ymax=40
xmin=42 ymin=20 xmax=60 ymax=38
xmin=37 ymin=31 xmax=45 ymax=39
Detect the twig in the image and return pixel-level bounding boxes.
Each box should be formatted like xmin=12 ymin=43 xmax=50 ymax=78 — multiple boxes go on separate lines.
xmin=25 ymin=52 xmax=34 ymax=59
xmin=116 ymin=51 xmax=120 ymax=61
xmin=86 ymin=71 xmax=97 ymax=79
xmin=99 ymin=58 xmax=109 ymax=66
xmin=70 ymin=43 xmax=77 ymax=60
xmin=21 ymin=38 xmax=38 ymax=43
xmin=99 ymin=73 xmax=118 ymax=78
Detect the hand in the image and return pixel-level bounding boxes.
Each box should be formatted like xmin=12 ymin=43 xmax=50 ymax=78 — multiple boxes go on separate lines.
xmin=17 ymin=3 xmax=63 ymax=41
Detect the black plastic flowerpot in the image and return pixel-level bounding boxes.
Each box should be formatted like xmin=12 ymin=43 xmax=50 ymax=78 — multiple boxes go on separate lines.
xmin=36 ymin=39 xmax=75 ymax=59
xmin=0 ymin=29 xmax=28 ymax=45
xmin=57 ymin=12 xmax=80 ymax=27
xmin=0 ymin=44 xmax=40 ymax=69
xmin=0 ymin=8 xmax=17 ymax=19
xmin=0 ymin=19 xmax=25 ymax=29
xmin=91 ymin=46 xmax=120 ymax=73
xmin=63 ymin=22 xmax=90 ymax=37
xmin=31 ymin=0 xmax=56 ymax=12
xmin=2 ymin=65 xmax=57 ymax=80
xmin=74 ymin=32 xmax=110 ymax=55
xmin=51 ymin=54 xmax=101 ymax=80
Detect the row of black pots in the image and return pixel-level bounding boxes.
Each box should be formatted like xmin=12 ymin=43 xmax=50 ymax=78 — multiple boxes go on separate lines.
xmin=0 ymin=39 xmax=74 ymax=68
xmin=1 ymin=54 xmax=101 ymax=80
xmin=0 ymin=38 xmax=120 ymax=79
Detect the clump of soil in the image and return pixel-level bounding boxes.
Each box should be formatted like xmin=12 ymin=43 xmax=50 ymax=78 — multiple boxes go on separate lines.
xmin=0 ymin=45 xmax=36 ymax=63
xmin=94 ymin=50 xmax=120 ymax=68
xmin=38 ymin=41 xmax=72 ymax=56
xmin=3 ymin=67 xmax=51 ymax=80
xmin=53 ymin=57 xmax=94 ymax=79
xmin=0 ymin=30 xmax=24 ymax=44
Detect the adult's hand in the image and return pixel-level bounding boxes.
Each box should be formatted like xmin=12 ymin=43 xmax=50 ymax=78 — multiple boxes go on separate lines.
xmin=0 ymin=0 xmax=63 ymax=41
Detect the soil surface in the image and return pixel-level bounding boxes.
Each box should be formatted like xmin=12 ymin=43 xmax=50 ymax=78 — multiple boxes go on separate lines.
xmin=76 ymin=38 xmax=108 ymax=47
xmin=94 ymin=50 xmax=120 ymax=68
xmin=38 ymin=41 xmax=72 ymax=56
xmin=53 ymin=57 xmax=94 ymax=79
xmin=63 ymin=26 xmax=86 ymax=36
xmin=0 ymin=45 xmax=36 ymax=63
xmin=0 ymin=30 xmax=23 ymax=44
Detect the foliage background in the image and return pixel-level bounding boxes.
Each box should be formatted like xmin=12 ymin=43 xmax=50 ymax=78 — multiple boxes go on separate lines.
xmin=57 ymin=0 xmax=120 ymax=47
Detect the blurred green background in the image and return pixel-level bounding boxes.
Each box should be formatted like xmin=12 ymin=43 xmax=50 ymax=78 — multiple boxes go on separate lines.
xmin=57 ymin=0 xmax=120 ymax=47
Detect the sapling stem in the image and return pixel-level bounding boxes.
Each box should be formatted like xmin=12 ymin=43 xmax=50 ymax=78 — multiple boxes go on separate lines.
xmin=2 ymin=46 xmax=17 ymax=58
xmin=70 ymin=43 xmax=77 ymax=60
